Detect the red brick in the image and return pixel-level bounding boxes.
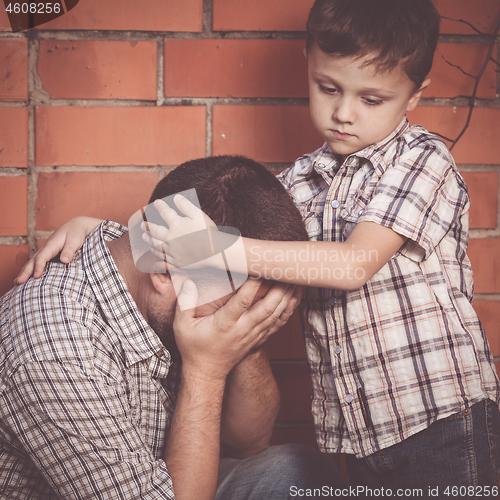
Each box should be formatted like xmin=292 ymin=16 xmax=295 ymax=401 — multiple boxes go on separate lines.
xmin=38 ymin=40 xmax=157 ymax=100
xmin=435 ymin=0 xmax=500 ymax=35
xmin=424 ymin=43 xmax=497 ymax=99
xmin=213 ymin=105 xmax=322 ymax=163
xmin=468 ymin=238 xmax=500 ymax=294
xmin=0 ymin=176 xmax=27 ymax=235
xmin=36 ymin=171 xmax=159 ymax=231
xmin=270 ymin=426 xmax=317 ymax=448
xmin=213 ymin=0 xmax=313 ymax=31
xmin=35 ymin=106 xmax=206 ymax=166
xmin=0 ymin=38 xmax=28 ymax=101
xmin=0 ymin=107 xmax=28 ymax=168
xmin=473 ymin=300 xmax=500 ymax=357
xmin=266 ymin=311 xmax=306 ymax=360
xmin=0 ymin=4 xmax=10 ymax=31
xmin=0 ymin=245 xmax=29 ymax=297
xmin=39 ymin=0 xmax=203 ymax=31
xmin=164 ymin=39 xmax=308 ymax=98
xmin=460 ymin=172 xmax=498 ymax=230
xmin=408 ymin=107 xmax=500 ymax=165
xmin=272 ymin=362 xmax=313 ymax=422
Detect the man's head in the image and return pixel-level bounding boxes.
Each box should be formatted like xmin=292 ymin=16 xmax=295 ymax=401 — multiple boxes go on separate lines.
xmin=126 ymin=155 xmax=308 ymax=340
xmin=304 ymin=0 xmax=439 ymax=160
xmin=148 ymin=155 xmax=308 ymax=242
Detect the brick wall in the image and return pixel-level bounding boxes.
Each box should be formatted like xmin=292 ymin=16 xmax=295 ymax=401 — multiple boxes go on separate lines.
xmin=0 ymin=0 xmax=499 ymax=449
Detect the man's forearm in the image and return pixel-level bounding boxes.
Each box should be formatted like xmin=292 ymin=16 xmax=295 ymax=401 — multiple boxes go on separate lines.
xmin=220 ymin=349 xmax=280 ymax=458
xmin=164 ymin=372 xmax=226 ymax=500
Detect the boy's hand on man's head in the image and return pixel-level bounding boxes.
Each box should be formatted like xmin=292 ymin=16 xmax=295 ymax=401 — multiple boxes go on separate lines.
xmin=142 ymin=196 xmax=219 ymax=269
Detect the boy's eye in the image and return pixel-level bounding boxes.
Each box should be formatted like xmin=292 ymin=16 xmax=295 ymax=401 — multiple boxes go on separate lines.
xmin=363 ymin=97 xmax=383 ymax=106
xmin=319 ymin=84 xmax=338 ymax=95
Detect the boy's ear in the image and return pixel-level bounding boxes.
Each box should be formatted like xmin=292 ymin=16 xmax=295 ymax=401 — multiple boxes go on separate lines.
xmin=406 ymin=77 xmax=431 ymax=113
xmin=303 ymin=47 xmax=308 ymax=59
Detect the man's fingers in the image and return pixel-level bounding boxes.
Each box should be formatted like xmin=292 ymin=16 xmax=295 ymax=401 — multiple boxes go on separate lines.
xmin=220 ymin=281 xmax=293 ymax=336
xmin=248 ymin=283 xmax=295 ymax=329
xmin=176 ymin=279 xmax=199 ymax=313
xmin=216 ymin=278 xmax=264 ymax=325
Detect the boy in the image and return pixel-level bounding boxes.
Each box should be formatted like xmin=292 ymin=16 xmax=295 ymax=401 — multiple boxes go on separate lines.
xmin=139 ymin=0 xmax=500 ymax=492
xmin=16 ymin=0 xmax=500 ymax=494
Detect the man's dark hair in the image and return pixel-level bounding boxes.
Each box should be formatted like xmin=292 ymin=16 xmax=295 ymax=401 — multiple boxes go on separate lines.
xmin=306 ymin=0 xmax=440 ymax=88
xmin=148 ymin=155 xmax=308 ymax=243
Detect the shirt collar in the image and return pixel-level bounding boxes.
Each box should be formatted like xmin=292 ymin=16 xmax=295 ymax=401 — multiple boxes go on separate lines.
xmin=307 ymin=116 xmax=410 ymax=177
xmin=82 ymin=221 xmax=171 ymax=374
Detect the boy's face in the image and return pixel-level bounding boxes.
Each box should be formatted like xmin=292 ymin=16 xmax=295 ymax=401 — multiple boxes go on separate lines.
xmin=307 ymin=44 xmax=429 ymax=161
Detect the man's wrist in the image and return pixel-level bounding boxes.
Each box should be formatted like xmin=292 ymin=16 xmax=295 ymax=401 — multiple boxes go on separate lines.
xmin=181 ymin=364 xmax=229 ymax=388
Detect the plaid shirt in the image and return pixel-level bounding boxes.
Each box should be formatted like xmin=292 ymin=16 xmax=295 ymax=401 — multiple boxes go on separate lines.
xmin=278 ymin=117 xmax=500 ymax=458
xmin=0 ymin=221 xmax=180 ymax=499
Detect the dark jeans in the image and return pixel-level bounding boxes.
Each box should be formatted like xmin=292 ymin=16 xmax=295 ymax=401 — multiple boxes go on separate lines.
xmin=347 ymin=399 xmax=500 ymax=499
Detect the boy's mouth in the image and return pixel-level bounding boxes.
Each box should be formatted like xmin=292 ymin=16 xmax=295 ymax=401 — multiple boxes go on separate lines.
xmin=330 ymin=130 xmax=355 ymax=140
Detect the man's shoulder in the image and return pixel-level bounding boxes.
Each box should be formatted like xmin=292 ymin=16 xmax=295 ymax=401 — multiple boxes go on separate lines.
xmin=0 ymin=257 xmax=99 ymax=376
xmin=0 ymin=224 xmax=122 ymax=380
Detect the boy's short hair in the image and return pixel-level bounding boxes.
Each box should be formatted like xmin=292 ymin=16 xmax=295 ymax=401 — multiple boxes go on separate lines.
xmin=306 ymin=0 xmax=440 ymax=88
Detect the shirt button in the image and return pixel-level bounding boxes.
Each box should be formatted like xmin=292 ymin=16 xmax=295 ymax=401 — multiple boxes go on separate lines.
xmin=329 ymin=297 xmax=337 ymax=306
xmin=331 ymin=200 xmax=340 ymax=208
xmin=358 ymin=209 xmax=364 ymax=216
xmin=346 ymin=394 xmax=353 ymax=403
xmin=334 ymin=345 xmax=341 ymax=354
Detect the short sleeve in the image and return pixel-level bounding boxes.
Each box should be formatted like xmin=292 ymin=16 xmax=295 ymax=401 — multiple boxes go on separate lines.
xmin=358 ymin=145 xmax=470 ymax=262
xmin=2 ymin=361 xmax=175 ymax=500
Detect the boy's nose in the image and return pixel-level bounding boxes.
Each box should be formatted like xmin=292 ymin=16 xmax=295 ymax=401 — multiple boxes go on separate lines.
xmin=333 ymin=97 xmax=355 ymax=124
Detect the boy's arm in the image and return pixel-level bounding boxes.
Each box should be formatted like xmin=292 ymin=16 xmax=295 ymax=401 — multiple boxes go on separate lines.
xmin=144 ymin=197 xmax=405 ymax=291
xmin=15 ymin=216 xmax=103 ymax=283
xmin=244 ymin=221 xmax=406 ymax=290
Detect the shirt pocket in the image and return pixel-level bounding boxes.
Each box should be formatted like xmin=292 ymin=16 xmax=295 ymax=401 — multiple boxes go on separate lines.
xmin=340 ymin=196 xmax=368 ymax=239
xmin=297 ymin=204 xmax=323 ymax=241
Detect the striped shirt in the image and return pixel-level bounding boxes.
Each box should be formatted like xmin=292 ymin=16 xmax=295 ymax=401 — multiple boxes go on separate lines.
xmin=0 ymin=221 xmax=179 ymax=499
xmin=278 ymin=117 xmax=500 ymax=458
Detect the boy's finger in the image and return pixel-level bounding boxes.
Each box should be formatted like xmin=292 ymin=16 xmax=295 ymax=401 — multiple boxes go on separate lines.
xmin=142 ymin=231 xmax=167 ymax=253
xmin=173 ymin=195 xmax=205 ymax=222
xmin=153 ymin=199 xmax=183 ymax=226
xmin=59 ymin=234 xmax=85 ymax=263
xmin=141 ymin=221 xmax=169 ymax=243
xmin=14 ymin=259 xmax=35 ymax=284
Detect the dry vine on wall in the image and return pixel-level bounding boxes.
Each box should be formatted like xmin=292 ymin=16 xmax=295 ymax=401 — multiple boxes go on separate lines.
xmin=433 ymin=15 xmax=500 ymax=149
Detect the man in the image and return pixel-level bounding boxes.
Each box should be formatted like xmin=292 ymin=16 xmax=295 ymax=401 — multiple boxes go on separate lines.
xmin=0 ymin=156 xmax=340 ymax=499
